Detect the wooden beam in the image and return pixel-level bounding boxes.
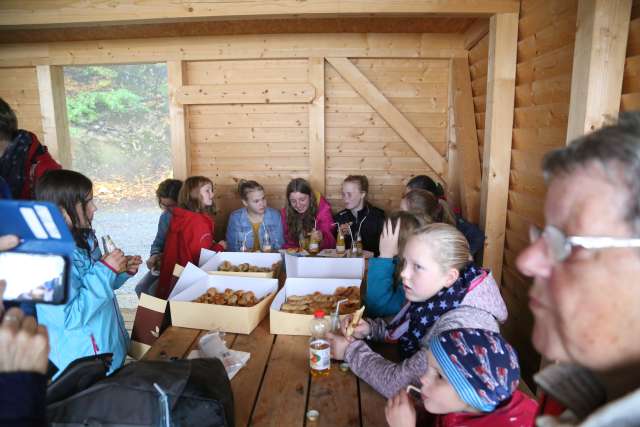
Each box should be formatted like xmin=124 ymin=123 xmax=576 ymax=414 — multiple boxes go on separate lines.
xmin=167 ymin=61 xmax=190 ymax=180
xmin=464 ymin=18 xmax=490 ymax=49
xmin=176 ymin=83 xmax=315 ymax=105
xmin=35 ymin=65 xmax=72 ymax=168
xmin=566 ymin=0 xmax=632 ymax=143
xmin=0 ymin=33 xmax=467 ymax=68
xmin=451 ymin=57 xmax=482 ymax=224
xmin=308 ymin=57 xmax=326 ymax=194
xmin=0 ymin=1 xmax=520 ymax=27
xmin=446 ymin=61 xmax=461 ymax=214
xmin=479 ymin=12 xmax=519 ymax=283
xmin=326 ymin=56 xmax=446 ymax=176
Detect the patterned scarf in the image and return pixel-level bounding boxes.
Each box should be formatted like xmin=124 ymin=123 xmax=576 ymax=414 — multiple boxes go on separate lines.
xmin=0 ymin=130 xmax=36 ymax=199
xmin=387 ymin=263 xmax=483 ymax=359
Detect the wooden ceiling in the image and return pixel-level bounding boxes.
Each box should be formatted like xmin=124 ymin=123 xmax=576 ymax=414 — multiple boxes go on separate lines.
xmin=0 ymin=17 xmax=482 ymax=44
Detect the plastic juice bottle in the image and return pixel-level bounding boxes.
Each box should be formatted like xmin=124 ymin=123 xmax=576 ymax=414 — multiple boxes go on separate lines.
xmin=102 ymin=235 xmax=118 ymax=255
xmin=308 ymin=230 xmax=320 ymax=255
xmin=336 ymin=229 xmax=346 ymax=255
xmin=309 ymin=310 xmax=331 ymax=377
xmin=355 ymin=233 xmax=363 ymax=257
xmin=261 ymin=230 xmax=272 ymax=252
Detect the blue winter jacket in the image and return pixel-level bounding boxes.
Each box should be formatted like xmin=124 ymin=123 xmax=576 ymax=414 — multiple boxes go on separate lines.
xmin=225 ymin=207 xmax=284 ymax=251
xmin=364 ymin=257 xmax=405 ymax=318
xmin=150 ymin=210 xmax=171 ymax=255
xmin=37 ymin=237 xmax=130 ymax=379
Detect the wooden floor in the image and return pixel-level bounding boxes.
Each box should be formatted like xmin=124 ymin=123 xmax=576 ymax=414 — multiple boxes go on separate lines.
xmin=144 ymin=317 xmax=388 ymax=427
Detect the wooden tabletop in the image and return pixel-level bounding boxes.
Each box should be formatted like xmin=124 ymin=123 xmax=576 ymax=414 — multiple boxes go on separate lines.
xmin=144 ymin=317 xmax=388 ymax=427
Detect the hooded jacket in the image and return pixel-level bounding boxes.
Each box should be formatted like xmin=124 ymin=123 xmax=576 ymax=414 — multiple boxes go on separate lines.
xmin=436 ymin=390 xmax=538 ymax=427
xmin=281 ymin=192 xmax=336 ymax=250
xmin=156 ymin=207 xmax=222 ymax=299
xmin=345 ymin=270 xmax=508 ymax=398
xmin=36 ymin=238 xmax=130 ymax=379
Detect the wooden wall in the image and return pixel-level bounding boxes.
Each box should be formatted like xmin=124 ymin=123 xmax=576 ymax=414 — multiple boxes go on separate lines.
xmin=466 ymin=0 xmax=579 ymax=383
xmin=324 ymin=58 xmax=449 ymax=211
xmin=622 ymin=0 xmax=640 ymax=112
xmin=0 ymin=67 xmax=43 ymax=139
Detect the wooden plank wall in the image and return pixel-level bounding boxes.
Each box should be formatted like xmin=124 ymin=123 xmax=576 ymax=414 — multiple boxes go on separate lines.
xmin=185 ymin=59 xmax=311 ymax=236
xmin=325 ymin=58 xmax=449 ymax=211
xmin=0 ymin=67 xmax=43 ymax=139
xmin=621 ymin=0 xmax=640 ymax=112
xmin=467 ymin=0 xmax=579 ymax=384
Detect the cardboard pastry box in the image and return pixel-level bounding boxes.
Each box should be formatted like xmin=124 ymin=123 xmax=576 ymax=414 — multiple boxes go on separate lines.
xmin=169 ymin=263 xmax=278 ymax=334
xmin=199 ymin=250 xmax=282 ymax=278
xmin=270 ymin=277 xmax=362 ymax=336
xmin=284 ymin=253 xmax=364 ymax=279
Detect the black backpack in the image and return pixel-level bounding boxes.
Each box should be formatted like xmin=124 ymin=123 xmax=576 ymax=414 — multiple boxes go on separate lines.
xmin=46 ymin=355 xmax=233 ymax=427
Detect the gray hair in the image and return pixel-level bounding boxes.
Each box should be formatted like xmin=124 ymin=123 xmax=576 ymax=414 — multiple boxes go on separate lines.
xmin=542 ymin=112 xmax=640 ymax=235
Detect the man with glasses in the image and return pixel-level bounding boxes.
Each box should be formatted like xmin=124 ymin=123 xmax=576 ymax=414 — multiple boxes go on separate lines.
xmin=517 ymin=112 xmax=640 ymax=426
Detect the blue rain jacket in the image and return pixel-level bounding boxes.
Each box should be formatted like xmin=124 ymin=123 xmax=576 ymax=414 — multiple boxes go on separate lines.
xmin=364 ymin=257 xmax=405 ymax=318
xmin=37 ymin=237 xmax=130 ymax=379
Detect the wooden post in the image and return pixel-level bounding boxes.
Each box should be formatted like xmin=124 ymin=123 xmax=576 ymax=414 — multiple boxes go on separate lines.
xmin=36 ymin=65 xmax=72 ymax=168
xmin=308 ymin=57 xmax=326 ymax=194
xmin=450 ymin=57 xmax=482 ymax=224
xmin=167 ymin=61 xmax=190 ymax=180
xmin=479 ymin=12 xmax=519 ymax=283
xmin=566 ymin=0 xmax=632 ymax=143
xmin=446 ymin=60 xmax=461 ymax=214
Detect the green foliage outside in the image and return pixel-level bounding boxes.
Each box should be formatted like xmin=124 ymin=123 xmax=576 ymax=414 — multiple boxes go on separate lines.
xmin=64 ymin=64 xmax=171 ymax=182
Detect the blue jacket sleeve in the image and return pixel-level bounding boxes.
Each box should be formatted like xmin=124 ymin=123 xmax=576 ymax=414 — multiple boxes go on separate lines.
xmin=150 ymin=210 xmax=171 ymax=255
xmin=63 ymin=252 xmax=118 ymax=329
xmin=226 ymin=211 xmax=241 ymax=252
xmin=365 ymin=257 xmax=405 ymax=318
xmin=269 ymin=209 xmax=285 ymax=250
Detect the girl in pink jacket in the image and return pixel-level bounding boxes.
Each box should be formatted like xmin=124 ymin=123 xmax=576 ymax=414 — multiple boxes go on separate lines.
xmin=281 ymin=178 xmax=336 ymax=250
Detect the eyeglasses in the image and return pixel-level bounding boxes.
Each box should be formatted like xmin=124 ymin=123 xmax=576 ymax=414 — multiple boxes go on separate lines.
xmin=529 ymin=225 xmax=640 ymax=263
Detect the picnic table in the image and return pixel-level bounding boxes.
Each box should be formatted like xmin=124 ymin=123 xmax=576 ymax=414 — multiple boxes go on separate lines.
xmin=144 ymin=317 xmax=388 ymax=427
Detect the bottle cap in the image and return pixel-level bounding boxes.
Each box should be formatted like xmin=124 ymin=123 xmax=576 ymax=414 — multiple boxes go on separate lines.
xmin=313 ymin=310 xmax=325 ymax=318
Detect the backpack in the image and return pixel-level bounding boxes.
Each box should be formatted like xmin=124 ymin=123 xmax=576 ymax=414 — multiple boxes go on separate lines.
xmin=47 ymin=355 xmax=233 ymax=427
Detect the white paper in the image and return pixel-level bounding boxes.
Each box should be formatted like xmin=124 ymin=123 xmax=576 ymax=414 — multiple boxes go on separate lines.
xmin=199 ymin=248 xmax=219 ymax=266
xmin=284 ymin=253 xmax=364 ymax=279
xmin=169 ymin=262 xmax=209 ymax=299
xmin=187 ymin=349 xmax=250 ymax=380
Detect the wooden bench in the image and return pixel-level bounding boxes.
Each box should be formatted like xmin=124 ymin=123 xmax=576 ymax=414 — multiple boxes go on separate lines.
xmin=144 ymin=317 xmax=388 ymax=427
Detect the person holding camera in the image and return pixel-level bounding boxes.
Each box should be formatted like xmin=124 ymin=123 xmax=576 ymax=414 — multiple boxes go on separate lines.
xmin=0 ymin=234 xmax=50 ymax=427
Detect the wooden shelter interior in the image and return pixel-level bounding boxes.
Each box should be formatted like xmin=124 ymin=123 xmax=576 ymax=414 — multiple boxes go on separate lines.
xmin=1 ymin=0 xmax=639 ymax=387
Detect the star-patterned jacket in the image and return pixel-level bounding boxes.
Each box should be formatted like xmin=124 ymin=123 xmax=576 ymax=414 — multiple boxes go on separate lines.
xmin=344 ymin=270 xmax=507 ymax=398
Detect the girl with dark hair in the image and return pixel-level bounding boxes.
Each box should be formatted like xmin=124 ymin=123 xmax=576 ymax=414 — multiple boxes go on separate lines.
xmin=156 ymin=176 xmax=225 ymax=299
xmin=0 ymin=97 xmax=60 ymax=200
xmin=281 ymin=178 xmax=335 ymax=250
xmin=34 ymin=169 xmax=142 ymax=378
xmin=334 ymin=175 xmax=386 ymax=256
xmin=225 ymin=179 xmax=284 ymax=251
xmin=135 ymin=178 xmax=183 ymax=297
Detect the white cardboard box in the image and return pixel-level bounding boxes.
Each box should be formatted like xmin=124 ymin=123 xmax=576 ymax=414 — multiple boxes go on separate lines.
xmin=269 ymin=277 xmax=362 ymax=336
xmin=199 ymin=250 xmax=283 ymax=278
xmin=168 ymin=262 xmax=278 ymax=334
xmin=284 ymin=253 xmax=364 ymax=279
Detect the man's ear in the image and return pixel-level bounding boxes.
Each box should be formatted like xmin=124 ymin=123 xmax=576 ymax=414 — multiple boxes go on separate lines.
xmin=443 ymin=268 xmax=460 ymax=288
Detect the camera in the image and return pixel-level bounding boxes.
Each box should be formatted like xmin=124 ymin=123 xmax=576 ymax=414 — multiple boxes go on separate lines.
xmin=0 ymin=200 xmax=72 ymax=304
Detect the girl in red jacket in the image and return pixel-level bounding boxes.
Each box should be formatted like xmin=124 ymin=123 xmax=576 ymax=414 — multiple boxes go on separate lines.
xmin=156 ymin=176 xmax=226 ymax=299
xmin=385 ymin=328 xmax=538 ymax=427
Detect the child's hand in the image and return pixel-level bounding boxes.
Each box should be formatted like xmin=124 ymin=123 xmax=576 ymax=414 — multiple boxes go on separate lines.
xmin=327 ymin=332 xmax=351 ymax=360
xmin=385 ymin=390 xmax=416 ymax=427
xmin=126 ymin=255 xmax=143 ymax=275
xmin=146 ymin=253 xmax=160 ymax=270
xmin=379 ymin=218 xmax=400 ymax=258
xmin=102 ymin=249 xmax=127 ymax=273
xmin=218 ymin=240 xmax=227 ymax=250
xmin=339 ymin=223 xmax=351 ymax=236
xmin=340 ymin=314 xmax=371 ymax=341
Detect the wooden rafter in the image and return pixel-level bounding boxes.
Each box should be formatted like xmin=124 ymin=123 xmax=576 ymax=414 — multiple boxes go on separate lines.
xmin=479 ymin=12 xmax=519 ymax=282
xmin=0 ymin=1 xmax=520 ymax=27
xmin=326 ymin=57 xmax=446 ymax=176
xmin=566 ymin=0 xmax=632 ymax=143
xmin=167 ymin=61 xmax=190 ymax=181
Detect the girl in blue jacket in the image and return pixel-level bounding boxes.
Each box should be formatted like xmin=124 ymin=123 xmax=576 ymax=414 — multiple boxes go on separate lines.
xmin=226 ymin=179 xmax=284 ymax=251
xmin=35 ymin=170 xmax=142 ymax=378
